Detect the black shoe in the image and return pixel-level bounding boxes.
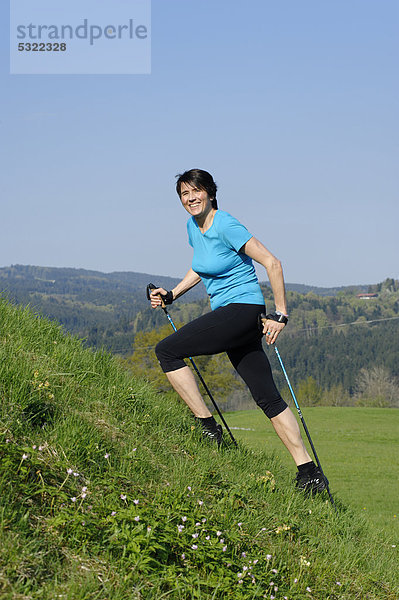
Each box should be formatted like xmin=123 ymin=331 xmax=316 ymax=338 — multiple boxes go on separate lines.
xmin=295 ymin=467 xmax=328 ymax=494
xmin=200 ymin=423 xmax=223 ymax=447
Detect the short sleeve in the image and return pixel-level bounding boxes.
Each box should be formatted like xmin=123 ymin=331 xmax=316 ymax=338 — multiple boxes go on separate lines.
xmin=217 ymin=212 xmax=252 ymax=252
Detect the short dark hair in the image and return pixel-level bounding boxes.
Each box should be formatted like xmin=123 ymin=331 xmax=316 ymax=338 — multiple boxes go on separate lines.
xmin=175 ymin=169 xmax=218 ymax=209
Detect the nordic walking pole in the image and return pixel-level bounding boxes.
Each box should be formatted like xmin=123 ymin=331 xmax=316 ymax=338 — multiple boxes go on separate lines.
xmin=146 ymin=283 xmax=238 ymax=447
xmin=260 ymin=314 xmax=336 ymax=509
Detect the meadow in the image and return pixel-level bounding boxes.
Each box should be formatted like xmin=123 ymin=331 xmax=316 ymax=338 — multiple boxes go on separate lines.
xmin=0 ymin=296 xmax=398 ymax=599
xmin=225 ymin=407 xmax=399 ymax=539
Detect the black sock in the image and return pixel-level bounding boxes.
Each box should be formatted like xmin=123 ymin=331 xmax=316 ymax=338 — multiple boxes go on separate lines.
xmin=297 ymin=461 xmax=316 ymax=474
xmin=195 ymin=416 xmax=218 ymax=433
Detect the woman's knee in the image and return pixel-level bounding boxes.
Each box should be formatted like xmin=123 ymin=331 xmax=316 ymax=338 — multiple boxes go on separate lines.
xmin=155 ymin=337 xmax=168 ymax=361
xmin=257 ymin=395 xmax=287 ymax=419
xmin=155 ymin=337 xmax=171 ymax=368
xmin=155 ymin=337 xmax=185 ymax=373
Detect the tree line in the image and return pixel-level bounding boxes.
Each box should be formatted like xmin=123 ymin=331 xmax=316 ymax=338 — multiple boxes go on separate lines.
xmin=125 ymin=320 xmax=399 ymax=410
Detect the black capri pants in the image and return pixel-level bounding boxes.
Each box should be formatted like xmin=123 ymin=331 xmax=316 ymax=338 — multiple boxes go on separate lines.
xmin=155 ymin=303 xmax=287 ymax=419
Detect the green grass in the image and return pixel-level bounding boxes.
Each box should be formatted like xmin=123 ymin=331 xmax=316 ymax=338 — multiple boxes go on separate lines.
xmin=0 ymin=296 xmax=398 ymax=599
xmin=225 ymin=408 xmax=399 ymax=539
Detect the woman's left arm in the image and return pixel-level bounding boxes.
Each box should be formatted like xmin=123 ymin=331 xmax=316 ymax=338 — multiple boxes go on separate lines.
xmin=241 ymin=236 xmax=288 ymax=344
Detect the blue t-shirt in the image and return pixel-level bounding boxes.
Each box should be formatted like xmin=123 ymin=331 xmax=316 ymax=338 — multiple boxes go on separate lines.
xmin=187 ymin=210 xmax=265 ymax=310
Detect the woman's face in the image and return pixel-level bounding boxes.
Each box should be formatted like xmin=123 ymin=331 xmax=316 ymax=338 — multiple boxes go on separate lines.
xmin=179 ymin=182 xmax=214 ymax=218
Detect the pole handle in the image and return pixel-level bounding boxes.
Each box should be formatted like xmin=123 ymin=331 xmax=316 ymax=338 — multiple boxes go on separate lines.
xmin=146 ymin=282 xmax=166 ymax=309
xmin=258 ymin=313 xmax=267 ymax=333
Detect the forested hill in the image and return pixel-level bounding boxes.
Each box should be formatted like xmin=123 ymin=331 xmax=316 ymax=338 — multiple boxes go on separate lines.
xmin=0 ymin=264 xmax=369 ymax=350
xmin=0 ymin=264 xmax=205 ymax=353
xmin=1 ymin=265 xmax=398 ymax=403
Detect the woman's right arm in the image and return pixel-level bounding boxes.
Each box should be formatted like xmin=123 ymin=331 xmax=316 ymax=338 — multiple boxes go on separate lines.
xmin=172 ymin=268 xmax=202 ymax=299
xmin=149 ymin=268 xmax=201 ymax=308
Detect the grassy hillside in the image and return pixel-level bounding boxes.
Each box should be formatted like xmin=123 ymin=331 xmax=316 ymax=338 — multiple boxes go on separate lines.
xmin=0 ymin=297 xmax=398 ymax=599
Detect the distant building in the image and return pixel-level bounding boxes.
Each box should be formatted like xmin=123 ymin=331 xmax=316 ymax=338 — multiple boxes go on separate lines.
xmin=356 ymin=293 xmax=378 ymax=300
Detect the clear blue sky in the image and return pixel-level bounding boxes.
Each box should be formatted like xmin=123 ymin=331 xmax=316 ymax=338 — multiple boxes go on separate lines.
xmin=1 ymin=0 xmax=398 ymax=286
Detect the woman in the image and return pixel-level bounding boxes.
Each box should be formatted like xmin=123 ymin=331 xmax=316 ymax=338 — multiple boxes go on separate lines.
xmin=150 ymin=169 xmax=327 ymax=493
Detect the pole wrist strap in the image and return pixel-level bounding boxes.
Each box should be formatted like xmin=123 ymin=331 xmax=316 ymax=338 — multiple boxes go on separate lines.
xmin=266 ymin=312 xmax=288 ymax=325
xmin=161 ymin=290 xmax=174 ymax=305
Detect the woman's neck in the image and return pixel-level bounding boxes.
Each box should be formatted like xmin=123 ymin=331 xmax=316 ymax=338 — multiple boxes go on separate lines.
xmin=196 ymin=207 xmax=217 ymax=233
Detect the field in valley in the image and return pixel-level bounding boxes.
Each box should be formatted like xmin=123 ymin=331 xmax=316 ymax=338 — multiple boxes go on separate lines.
xmin=226 ymin=407 xmax=399 ymax=540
